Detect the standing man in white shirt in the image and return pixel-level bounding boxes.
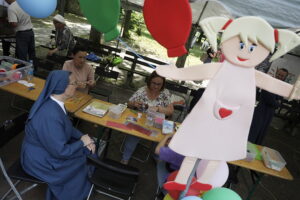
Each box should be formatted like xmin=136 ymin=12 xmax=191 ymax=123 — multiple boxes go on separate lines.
xmin=5 ymin=0 xmax=35 ymax=62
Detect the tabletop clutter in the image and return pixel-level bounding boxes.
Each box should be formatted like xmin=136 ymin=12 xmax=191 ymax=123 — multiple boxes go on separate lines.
xmin=245 ymin=142 xmax=287 ymax=171
xmin=0 ymin=56 xmax=33 ymax=87
xmin=261 ymin=147 xmax=287 ymax=171
xmin=108 ymin=104 xmax=127 ymax=119
xmin=82 ymin=100 xmax=175 ymax=136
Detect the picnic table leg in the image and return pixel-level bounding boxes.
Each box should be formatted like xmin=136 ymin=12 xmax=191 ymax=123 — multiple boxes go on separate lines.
xmin=102 ymin=128 xmax=113 ymax=158
xmin=178 ymin=158 xmax=201 ymax=199
xmin=95 ymin=126 xmax=106 ymax=149
xmin=246 ymin=171 xmax=263 ymax=200
xmin=92 ymin=126 xmax=110 ymax=158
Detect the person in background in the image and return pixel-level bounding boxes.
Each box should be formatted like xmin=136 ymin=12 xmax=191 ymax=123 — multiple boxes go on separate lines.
xmin=47 ymin=14 xmax=76 ymax=57
xmin=121 ymin=71 xmax=174 ymax=165
xmin=203 ymin=47 xmax=217 ymax=63
xmin=21 ymin=70 xmax=95 ymax=200
xmin=5 ymin=0 xmax=35 ymax=61
xmin=0 ymin=0 xmax=14 ymax=56
xmin=62 ymin=46 xmax=95 ymax=94
xmin=188 ymin=88 xmax=205 ymax=113
xmin=248 ymin=68 xmax=289 ymax=144
xmin=201 ymin=40 xmax=209 ymax=51
xmin=155 ymin=134 xmax=184 ymax=196
xmin=217 ymin=48 xmax=225 ymax=62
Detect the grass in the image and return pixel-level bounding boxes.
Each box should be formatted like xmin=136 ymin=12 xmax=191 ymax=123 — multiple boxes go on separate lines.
xmin=30 ymin=12 xmax=206 ymax=89
xmin=32 ymin=11 xmax=205 ymax=66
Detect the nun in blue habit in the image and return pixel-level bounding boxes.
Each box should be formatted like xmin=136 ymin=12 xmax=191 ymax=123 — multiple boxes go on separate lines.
xmin=21 ymin=70 xmax=95 ymax=200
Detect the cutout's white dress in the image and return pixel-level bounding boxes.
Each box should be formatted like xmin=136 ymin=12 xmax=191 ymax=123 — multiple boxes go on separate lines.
xmin=169 ymin=61 xmax=256 ymax=161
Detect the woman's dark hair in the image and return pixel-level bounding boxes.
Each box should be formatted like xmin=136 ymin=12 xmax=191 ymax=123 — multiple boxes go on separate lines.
xmin=146 ymin=71 xmax=166 ymax=91
xmin=72 ymin=45 xmax=87 ymax=55
xmin=278 ymin=68 xmax=289 ymax=74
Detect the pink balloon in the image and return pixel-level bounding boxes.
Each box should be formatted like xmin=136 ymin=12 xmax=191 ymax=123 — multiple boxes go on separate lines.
xmin=196 ymin=160 xmax=229 ymax=188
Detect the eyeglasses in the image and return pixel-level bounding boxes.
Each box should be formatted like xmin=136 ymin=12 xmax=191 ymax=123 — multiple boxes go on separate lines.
xmin=151 ymin=81 xmax=163 ymax=86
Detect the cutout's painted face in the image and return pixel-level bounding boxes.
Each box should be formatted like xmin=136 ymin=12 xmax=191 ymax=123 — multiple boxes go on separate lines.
xmin=221 ymin=36 xmax=270 ymax=68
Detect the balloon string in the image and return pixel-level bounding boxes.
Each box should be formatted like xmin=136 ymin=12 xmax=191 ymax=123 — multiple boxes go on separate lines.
xmin=117 ymin=37 xmax=156 ymax=69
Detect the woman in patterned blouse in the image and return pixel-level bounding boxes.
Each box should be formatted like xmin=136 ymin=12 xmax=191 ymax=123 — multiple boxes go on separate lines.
xmin=121 ymin=71 xmax=174 ymax=165
xmin=127 ymin=71 xmax=174 ymax=116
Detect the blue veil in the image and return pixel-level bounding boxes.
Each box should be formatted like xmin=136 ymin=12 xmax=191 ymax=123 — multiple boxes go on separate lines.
xmin=28 ymin=70 xmax=71 ymax=120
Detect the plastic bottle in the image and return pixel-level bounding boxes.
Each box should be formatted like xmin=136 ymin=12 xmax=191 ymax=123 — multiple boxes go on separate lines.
xmin=27 ymin=68 xmax=34 ymax=82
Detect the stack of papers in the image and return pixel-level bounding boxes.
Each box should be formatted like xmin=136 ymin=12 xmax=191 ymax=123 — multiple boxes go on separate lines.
xmin=17 ymin=80 xmax=35 ymax=87
xmin=83 ymin=101 xmax=110 ymax=117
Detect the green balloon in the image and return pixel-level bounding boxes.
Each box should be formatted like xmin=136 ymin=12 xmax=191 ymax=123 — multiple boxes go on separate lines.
xmin=203 ymin=188 xmax=242 ymax=200
xmin=79 ymin=0 xmax=120 ymax=42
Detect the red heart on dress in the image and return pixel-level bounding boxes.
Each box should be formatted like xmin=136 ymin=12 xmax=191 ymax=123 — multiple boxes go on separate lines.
xmin=219 ymin=108 xmax=232 ymax=118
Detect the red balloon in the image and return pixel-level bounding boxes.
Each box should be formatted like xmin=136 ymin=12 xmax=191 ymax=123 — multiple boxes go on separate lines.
xmin=165 ymin=171 xmax=202 ymax=200
xmin=143 ymin=0 xmax=192 ymax=57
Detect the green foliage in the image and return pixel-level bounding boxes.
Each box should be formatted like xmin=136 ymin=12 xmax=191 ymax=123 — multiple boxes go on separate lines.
xmin=189 ymin=43 xmax=206 ymax=59
xmin=129 ymin=11 xmax=145 ymax=36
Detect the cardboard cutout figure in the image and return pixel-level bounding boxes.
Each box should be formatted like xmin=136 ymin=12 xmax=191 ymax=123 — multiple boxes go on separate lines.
xmin=156 ymin=16 xmax=300 ymax=192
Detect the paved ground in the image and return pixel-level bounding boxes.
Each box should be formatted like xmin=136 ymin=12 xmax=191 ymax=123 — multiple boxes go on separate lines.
xmin=1 ymin=77 xmax=300 ymax=200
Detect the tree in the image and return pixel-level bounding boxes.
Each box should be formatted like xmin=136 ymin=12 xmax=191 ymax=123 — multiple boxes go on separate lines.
xmin=58 ymin=0 xmax=67 ymax=16
xmin=89 ymin=27 xmax=102 ymax=44
xmin=122 ymin=10 xmax=132 ymax=39
xmin=175 ymin=25 xmax=198 ymax=68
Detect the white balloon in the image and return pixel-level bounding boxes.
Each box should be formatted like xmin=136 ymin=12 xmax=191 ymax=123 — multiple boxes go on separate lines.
xmin=196 ymin=160 xmax=229 ymax=188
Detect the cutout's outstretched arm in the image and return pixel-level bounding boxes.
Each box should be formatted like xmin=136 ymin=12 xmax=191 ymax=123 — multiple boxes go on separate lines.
xmin=156 ymin=63 xmax=222 ymax=81
xmin=255 ymin=70 xmax=296 ymax=99
xmin=288 ymin=76 xmax=300 ymax=100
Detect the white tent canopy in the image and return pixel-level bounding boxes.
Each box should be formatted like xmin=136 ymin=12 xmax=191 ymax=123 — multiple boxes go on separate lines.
xmin=122 ymin=0 xmax=300 ymax=28
xmin=190 ymin=0 xmax=232 ymax=24
xmin=215 ymin=0 xmax=300 ymax=28
xmin=121 ymin=0 xmax=300 ymax=55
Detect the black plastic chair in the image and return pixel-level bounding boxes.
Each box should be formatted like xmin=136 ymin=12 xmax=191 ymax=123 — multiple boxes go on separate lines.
xmin=164 ymin=82 xmax=191 ymax=121
xmin=0 ymin=158 xmax=45 ymax=200
xmin=119 ymin=137 xmax=155 ymax=163
xmin=89 ymin=66 xmax=119 ymax=102
xmin=86 ymin=155 xmax=139 ymax=200
xmin=0 ymin=113 xmax=28 ymax=148
xmin=154 ymin=186 xmax=165 ymax=200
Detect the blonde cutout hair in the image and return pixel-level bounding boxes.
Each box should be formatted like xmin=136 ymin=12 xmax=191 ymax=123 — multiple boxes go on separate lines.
xmin=200 ymin=16 xmax=300 ymax=62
